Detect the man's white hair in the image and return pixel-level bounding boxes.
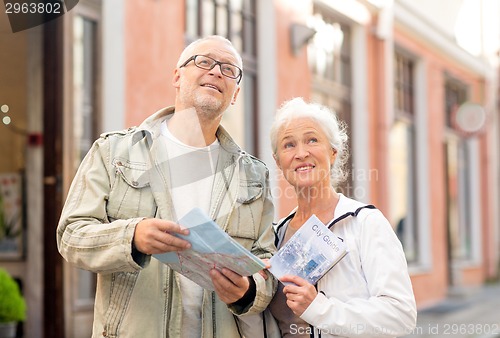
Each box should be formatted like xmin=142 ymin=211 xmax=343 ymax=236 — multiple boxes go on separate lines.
xmin=176 ymin=35 xmax=243 ymax=69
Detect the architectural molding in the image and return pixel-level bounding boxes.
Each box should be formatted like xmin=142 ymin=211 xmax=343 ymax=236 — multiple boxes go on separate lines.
xmin=394 ymin=0 xmax=493 ymax=78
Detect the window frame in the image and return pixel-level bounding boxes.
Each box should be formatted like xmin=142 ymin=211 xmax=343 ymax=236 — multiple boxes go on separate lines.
xmin=390 ymin=49 xmax=420 ymax=263
xmin=308 ymin=5 xmax=354 ymax=196
xmin=443 ymin=76 xmax=480 ymax=271
xmin=184 ymin=0 xmax=259 ymax=154
xmin=62 ymin=0 xmax=102 ymax=315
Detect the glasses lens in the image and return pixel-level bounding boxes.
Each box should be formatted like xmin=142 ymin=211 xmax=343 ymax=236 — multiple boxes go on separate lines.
xmin=194 ymin=55 xmax=214 ymax=70
xmin=220 ymin=64 xmax=239 ymax=79
xmin=194 ymin=55 xmax=240 ymax=80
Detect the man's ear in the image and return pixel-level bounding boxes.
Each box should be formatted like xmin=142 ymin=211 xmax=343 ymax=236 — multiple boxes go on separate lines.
xmin=230 ymin=86 xmax=241 ymax=105
xmin=172 ymin=68 xmax=181 ymax=88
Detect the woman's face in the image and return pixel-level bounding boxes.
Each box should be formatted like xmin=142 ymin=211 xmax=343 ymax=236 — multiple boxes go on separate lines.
xmin=274 ymin=117 xmax=336 ymax=190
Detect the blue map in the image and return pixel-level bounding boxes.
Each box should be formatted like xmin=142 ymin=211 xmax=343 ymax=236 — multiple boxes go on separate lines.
xmin=153 ymin=208 xmax=266 ymax=291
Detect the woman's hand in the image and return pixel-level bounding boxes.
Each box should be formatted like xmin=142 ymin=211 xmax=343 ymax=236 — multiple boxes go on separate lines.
xmin=281 ymin=275 xmax=317 ymax=316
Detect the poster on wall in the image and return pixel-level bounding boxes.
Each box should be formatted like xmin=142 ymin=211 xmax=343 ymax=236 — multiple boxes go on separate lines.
xmin=0 ymin=173 xmax=24 ymax=260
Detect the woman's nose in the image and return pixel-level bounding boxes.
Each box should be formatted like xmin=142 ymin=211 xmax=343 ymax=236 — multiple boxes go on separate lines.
xmin=294 ymin=145 xmax=309 ymax=159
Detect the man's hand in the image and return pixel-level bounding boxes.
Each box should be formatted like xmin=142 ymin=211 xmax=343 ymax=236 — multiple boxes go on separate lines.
xmin=210 ymin=268 xmax=250 ymax=304
xmin=258 ymin=258 xmax=271 ymax=280
xmin=133 ymin=218 xmax=191 ymax=255
xmin=281 ymin=275 xmax=317 ymax=316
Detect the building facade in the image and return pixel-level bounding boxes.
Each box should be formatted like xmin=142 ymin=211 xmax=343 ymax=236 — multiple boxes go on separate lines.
xmin=0 ymin=0 xmax=499 ymax=337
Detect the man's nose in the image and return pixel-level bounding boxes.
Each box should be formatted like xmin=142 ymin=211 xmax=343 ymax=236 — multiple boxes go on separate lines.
xmin=208 ymin=64 xmax=224 ymax=78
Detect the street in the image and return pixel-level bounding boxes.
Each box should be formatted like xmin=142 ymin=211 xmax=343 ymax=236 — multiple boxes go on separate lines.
xmin=404 ymin=283 xmax=500 ymax=338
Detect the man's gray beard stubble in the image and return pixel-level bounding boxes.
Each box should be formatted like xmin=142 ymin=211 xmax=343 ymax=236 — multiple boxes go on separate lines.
xmin=194 ymin=95 xmax=224 ymax=120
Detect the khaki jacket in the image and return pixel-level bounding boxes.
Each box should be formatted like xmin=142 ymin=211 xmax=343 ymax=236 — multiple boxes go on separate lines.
xmin=57 ymin=107 xmax=277 ymax=338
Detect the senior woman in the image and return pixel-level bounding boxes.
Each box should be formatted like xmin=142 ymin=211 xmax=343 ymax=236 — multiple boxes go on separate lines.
xmin=267 ymin=98 xmax=417 ymax=338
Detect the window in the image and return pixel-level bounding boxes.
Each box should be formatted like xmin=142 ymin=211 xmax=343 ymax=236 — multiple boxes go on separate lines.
xmin=185 ymin=0 xmax=259 ymax=154
xmin=444 ymin=78 xmax=472 ymax=262
xmin=61 ymin=3 xmax=102 ymax=336
xmin=73 ymin=16 xmax=98 ymax=166
xmin=390 ymin=51 xmax=418 ymax=262
xmin=308 ymin=7 xmax=353 ymax=196
xmin=71 ymin=12 xmax=100 ymax=310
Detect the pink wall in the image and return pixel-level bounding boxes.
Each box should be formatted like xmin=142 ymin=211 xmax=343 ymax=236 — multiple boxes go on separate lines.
xmin=124 ymin=0 xmax=184 ymax=127
xmin=367 ymin=23 xmax=391 ymax=215
xmin=274 ymin=0 xmax=313 ymax=218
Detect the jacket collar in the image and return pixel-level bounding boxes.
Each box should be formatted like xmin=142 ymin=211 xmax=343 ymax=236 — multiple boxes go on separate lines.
xmin=130 ymin=106 xmax=244 ymax=224
xmin=132 ymin=106 xmax=242 ymax=155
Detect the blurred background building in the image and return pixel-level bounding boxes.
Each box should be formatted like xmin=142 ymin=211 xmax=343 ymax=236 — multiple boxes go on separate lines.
xmin=1 ymin=0 xmax=499 ymax=337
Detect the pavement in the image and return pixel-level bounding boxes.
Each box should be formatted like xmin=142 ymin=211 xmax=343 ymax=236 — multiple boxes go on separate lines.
xmin=403 ymin=282 xmax=500 ymax=338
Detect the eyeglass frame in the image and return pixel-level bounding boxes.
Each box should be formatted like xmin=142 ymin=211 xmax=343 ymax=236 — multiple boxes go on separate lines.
xmin=179 ymin=54 xmax=243 ymax=84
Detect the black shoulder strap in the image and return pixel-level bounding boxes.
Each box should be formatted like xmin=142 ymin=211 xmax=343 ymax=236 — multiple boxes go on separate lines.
xmin=326 ymin=204 xmax=376 ymax=229
xmin=274 ymin=204 xmax=376 ymax=247
xmin=274 ymin=212 xmax=296 ymax=247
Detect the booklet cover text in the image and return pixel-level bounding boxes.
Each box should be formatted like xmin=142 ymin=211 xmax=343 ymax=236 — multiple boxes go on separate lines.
xmin=269 ymin=214 xmax=347 ymax=285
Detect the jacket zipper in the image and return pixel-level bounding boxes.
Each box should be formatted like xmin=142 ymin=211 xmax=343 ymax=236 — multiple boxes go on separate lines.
xmin=210 ymin=152 xmax=242 ymax=336
xmin=164 ymin=269 xmax=173 ymax=338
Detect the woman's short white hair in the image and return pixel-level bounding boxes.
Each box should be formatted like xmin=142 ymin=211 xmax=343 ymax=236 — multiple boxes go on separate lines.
xmin=270 ymin=97 xmax=349 ymax=187
xmin=176 ymin=35 xmax=243 ymax=69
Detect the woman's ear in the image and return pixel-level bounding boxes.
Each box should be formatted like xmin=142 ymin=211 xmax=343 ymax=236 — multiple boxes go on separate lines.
xmin=273 ymin=153 xmax=280 ymax=168
xmin=331 ymin=148 xmax=337 ymax=163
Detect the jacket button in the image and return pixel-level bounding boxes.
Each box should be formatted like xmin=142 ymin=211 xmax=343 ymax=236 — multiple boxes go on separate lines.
xmin=132 ymin=181 xmax=138 ymax=187
xmin=163 ymin=288 xmax=168 ymax=293
xmin=116 ymin=161 xmax=122 ymax=166
xmin=102 ymin=331 xmax=107 ymax=337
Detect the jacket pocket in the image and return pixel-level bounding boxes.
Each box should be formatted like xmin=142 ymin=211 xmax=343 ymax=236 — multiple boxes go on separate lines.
xmin=107 ymin=157 xmax=157 ymax=220
xmin=103 ymin=271 xmax=139 ymax=337
xmin=236 ymin=181 xmax=263 ymax=204
xmin=226 ymin=181 xmax=264 ymax=247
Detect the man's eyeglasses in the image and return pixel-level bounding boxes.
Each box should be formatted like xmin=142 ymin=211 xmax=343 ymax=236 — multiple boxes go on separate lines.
xmin=180 ymin=55 xmax=243 ymax=84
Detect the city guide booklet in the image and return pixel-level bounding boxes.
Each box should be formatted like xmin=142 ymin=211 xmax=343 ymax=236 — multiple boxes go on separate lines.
xmin=153 ymin=208 xmax=266 ymax=291
xmin=269 ymin=214 xmax=348 ymax=285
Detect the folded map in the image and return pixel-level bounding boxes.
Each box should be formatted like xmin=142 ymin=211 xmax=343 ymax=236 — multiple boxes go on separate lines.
xmin=153 ymin=208 xmax=266 ymax=291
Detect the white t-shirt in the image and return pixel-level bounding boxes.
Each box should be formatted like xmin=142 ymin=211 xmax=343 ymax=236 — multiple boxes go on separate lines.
xmin=160 ymin=121 xmax=220 ymax=337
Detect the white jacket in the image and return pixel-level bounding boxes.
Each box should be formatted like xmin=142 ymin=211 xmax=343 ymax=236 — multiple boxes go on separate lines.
xmin=275 ymin=194 xmax=417 ymax=338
